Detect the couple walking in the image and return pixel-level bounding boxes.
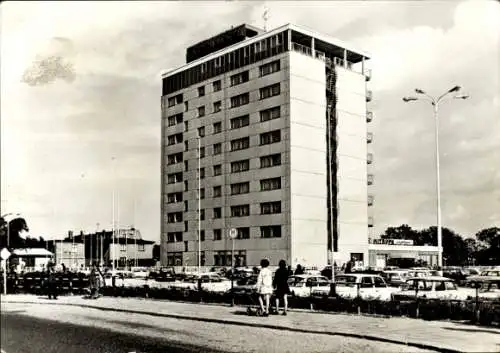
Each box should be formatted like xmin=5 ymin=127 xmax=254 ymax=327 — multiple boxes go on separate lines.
xmin=256 ymin=259 xmax=290 ymax=316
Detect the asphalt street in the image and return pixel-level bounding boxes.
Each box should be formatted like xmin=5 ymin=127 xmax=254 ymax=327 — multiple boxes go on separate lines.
xmin=1 ymin=302 xmax=436 ymax=353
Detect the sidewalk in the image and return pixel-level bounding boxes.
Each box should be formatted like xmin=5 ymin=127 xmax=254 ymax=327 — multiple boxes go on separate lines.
xmin=2 ymin=294 xmax=499 ymax=353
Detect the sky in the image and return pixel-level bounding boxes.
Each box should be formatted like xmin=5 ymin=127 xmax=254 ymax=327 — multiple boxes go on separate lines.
xmin=1 ymin=0 xmax=499 ymax=242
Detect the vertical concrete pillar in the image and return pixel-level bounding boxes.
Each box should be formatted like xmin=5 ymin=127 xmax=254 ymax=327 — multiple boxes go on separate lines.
xmin=343 ymin=49 xmax=347 ymax=68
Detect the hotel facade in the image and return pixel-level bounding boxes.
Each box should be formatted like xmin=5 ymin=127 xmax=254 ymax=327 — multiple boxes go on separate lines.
xmin=160 ymin=24 xmax=373 ymax=268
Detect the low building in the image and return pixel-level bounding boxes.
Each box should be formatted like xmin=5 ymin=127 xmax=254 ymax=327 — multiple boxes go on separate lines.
xmin=10 ymin=248 xmax=54 ymax=271
xmin=104 ymin=238 xmax=156 ymax=268
xmin=368 ymin=238 xmax=439 ymax=269
xmin=46 ymin=240 xmax=85 ymax=269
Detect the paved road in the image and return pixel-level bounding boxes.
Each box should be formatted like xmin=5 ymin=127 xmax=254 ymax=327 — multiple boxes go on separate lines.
xmin=1 ymin=302 xmax=435 ymax=353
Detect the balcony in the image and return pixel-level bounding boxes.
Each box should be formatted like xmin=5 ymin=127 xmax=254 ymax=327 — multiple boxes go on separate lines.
xmin=367 ymin=174 xmax=374 ymax=185
xmin=367 ymin=153 xmax=373 ymax=164
xmin=368 ymin=194 xmax=374 ymax=206
xmin=366 ymin=90 xmax=373 ymax=102
xmin=364 ymin=68 xmax=372 ymax=82
xmin=366 ymin=111 xmax=373 ymax=123
xmin=368 ymin=216 xmax=374 ymax=227
xmin=367 ymin=132 xmax=373 ymax=143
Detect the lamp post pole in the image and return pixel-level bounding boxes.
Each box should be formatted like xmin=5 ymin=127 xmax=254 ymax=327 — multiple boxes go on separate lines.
xmin=403 ymin=86 xmax=469 ymax=270
xmin=197 ymin=135 xmax=201 ymax=275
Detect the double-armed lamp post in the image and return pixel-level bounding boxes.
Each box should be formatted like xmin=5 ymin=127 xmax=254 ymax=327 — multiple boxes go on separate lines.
xmin=402 ymin=86 xmax=469 ymax=269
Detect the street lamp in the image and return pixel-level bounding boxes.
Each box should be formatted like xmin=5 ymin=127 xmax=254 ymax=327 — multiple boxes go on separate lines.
xmin=402 ymin=86 xmax=469 ymax=269
xmin=112 ymin=156 xmax=116 ymax=273
xmin=197 ymin=134 xmax=202 ymax=275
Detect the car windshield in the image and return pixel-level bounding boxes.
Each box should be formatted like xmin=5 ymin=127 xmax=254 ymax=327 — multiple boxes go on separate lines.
xmin=287 ymin=276 xmax=305 ymax=286
xmin=335 ymin=275 xmax=357 ymax=287
xmin=405 ymin=279 xmax=433 ymax=291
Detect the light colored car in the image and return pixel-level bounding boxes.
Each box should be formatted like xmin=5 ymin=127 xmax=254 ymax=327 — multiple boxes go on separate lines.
xmin=331 ymin=274 xmax=398 ymax=301
xmin=169 ymin=273 xmax=232 ymax=293
xmin=392 ymin=276 xmax=469 ymax=301
xmin=381 ymin=270 xmax=409 ymax=287
xmin=288 ymin=275 xmax=330 ymax=297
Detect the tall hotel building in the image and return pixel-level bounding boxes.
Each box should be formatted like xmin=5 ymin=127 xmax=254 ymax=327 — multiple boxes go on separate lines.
xmin=161 ymin=24 xmax=373 ymax=268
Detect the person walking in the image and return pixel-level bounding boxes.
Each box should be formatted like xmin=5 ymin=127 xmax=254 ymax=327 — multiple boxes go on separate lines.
xmin=89 ymin=262 xmax=104 ymax=299
xmin=46 ymin=262 xmax=58 ymax=300
xmin=273 ymin=260 xmax=291 ymax=316
xmin=256 ymin=259 xmax=273 ymax=317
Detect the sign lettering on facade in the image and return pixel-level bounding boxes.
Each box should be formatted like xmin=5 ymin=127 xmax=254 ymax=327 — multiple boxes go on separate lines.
xmin=371 ymin=238 xmax=414 ymax=246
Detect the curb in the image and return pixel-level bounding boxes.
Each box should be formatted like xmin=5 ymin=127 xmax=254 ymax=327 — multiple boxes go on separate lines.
xmin=2 ymin=299 xmax=462 ymax=353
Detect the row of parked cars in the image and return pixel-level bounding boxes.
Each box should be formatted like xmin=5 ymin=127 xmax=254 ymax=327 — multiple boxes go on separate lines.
xmin=104 ymin=265 xmax=499 ymax=302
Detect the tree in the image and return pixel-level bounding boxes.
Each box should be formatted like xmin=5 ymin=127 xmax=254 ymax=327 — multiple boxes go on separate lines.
xmin=380 ymin=224 xmax=420 ymax=243
xmin=475 ymin=227 xmax=500 ymax=265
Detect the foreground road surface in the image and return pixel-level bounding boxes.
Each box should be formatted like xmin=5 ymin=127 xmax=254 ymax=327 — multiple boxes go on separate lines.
xmin=1 ymin=302 xmax=435 ymax=353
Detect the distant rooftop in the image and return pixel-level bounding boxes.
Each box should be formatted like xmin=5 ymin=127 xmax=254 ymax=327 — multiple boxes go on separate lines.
xmin=186 ymin=24 xmax=264 ymax=63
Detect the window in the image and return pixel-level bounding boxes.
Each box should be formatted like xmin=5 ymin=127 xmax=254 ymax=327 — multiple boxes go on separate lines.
xmin=230 ymin=137 xmax=250 ymax=151
xmin=184 ymin=180 xmax=188 ymax=191
xmin=167 ymin=152 xmax=183 ymax=165
xmin=184 ymin=221 xmax=188 ymax=232
xmin=213 ymin=186 xmax=222 ymax=197
xmin=214 ymin=229 xmax=222 ymax=240
xmin=184 ymin=160 xmax=189 ymax=171
xmin=213 ymin=122 xmax=222 ymax=134
xmin=230 ymin=93 xmax=250 ymax=108
xmin=167 ymin=192 xmax=183 ymax=203
xmin=260 ymin=130 xmax=281 ymax=145
xmin=231 ymin=182 xmax=250 ymax=195
xmin=213 ymin=164 xmax=222 ymax=176
xmin=230 ymin=114 xmax=250 ymax=129
xmin=213 ymin=207 xmax=222 ymax=219
xmin=261 ymin=177 xmax=281 ymax=191
xmin=184 ymin=101 xmax=189 ymax=112
xmin=236 ymin=227 xmax=250 ymax=239
xmin=198 ymin=126 xmax=205 ymax=137
xmin=167 ymin=232 xmax=183 ymax=243
xmin=198 ymin=106 xmax=206 ymax=118
xmin=200 ymin=188 xmax=205 ymax=199
xmin=213 ymin=143 xmax=222 ymax=155
xmin=230 ymin=71 xmax=249 ymax=86
xmin=120 ymin=244 xmax=126 ymax=252
xmin=213 ymin=101 xmax=222 ymax=113
xmin=374 ymin=277 xmax=387 ymax=288
xmin=167 ymin=113 xmax=183 ymax=126
xmin=231 ymin=159 xmax=250 ymax=173
xmin=260 ymin=60 xmax=280 ymax=77
xmin=231 ymin=204 xmax=250 ymax=217
xmin=361 ymin=277 xmax=374 ymax=288
xmin=167 ymin=172 xmax=182 ymax=184
xmin=260 ymin=83 xmax=280 ymax=100
xmin=184 ymin=140 xmax=189 ymax=151
xmin=200 ymin=209 xmax=205 ymax=221
xmin=167 ymin=252 xmax=183 ymax=266
xmin=200 ymin=167 xmax=205 ymax=179
xmin=213 ymin=80 xmax=222 ymax=92
xmin=200 ymin=230 xmax=205 ymax=241
xmin=167 ymin=212 xmax=183 ymax=223
xmin=167 ymin=133 xmax=183 ymax=146
xmin=167 ymin=94 xmax=183 ymax=107
xmin=184 ymin=201 xmax=188 ymax=211
xmin=184 ymin=121 xmax=189 ymax=131
xmin=260 ymin=154 xmax=281 ymax=168
xmin=260 ymin=201 xmax=281 ymax=214
xmin=260 ymin=106 xmax=280 ymax=122
xmin=198 ymin=86 xmax=205 ymax=97
xmin=200 ymin=147 xmax=205 ymax=158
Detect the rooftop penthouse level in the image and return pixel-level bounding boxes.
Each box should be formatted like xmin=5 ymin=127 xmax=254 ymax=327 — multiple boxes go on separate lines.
xmin=162 ymin=23 xmax=371 ymax=96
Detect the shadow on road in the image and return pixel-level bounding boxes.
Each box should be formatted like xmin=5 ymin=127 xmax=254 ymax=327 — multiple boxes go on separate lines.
xmin=1 ymin=312 xmax=229 ymax=353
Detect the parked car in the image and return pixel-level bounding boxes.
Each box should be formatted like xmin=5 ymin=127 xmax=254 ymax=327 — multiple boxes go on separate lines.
xmin=442 ymin=267 xmax=468 ymax=285
xmin=169 ymin=273 xmax=232 ymax=293
xmin=391 ymin=276 xmax=468 ymax=301
xmin=229 ymin=275 xmax=258 ymax=298
xmin=288 ymin=275 xmax=330 ymax=297
xmin=464 ymin=276 xmax=500 ymax=299
xmin=381 ymin=270 xmax=409 ymax=287
xmin=330 ymin=274 xmax=397 ymax=301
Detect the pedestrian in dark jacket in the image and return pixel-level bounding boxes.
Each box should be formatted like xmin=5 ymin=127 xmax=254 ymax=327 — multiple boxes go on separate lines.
xmin=46 ymin=263 xmax=58 ymax=300
xmin=274 ymin=260 xmax=291 ymax=315
xmin=294 ymin=264 xmax=304 ymax=275
xmin=89 ymin=262 xmax=104 ymax=299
